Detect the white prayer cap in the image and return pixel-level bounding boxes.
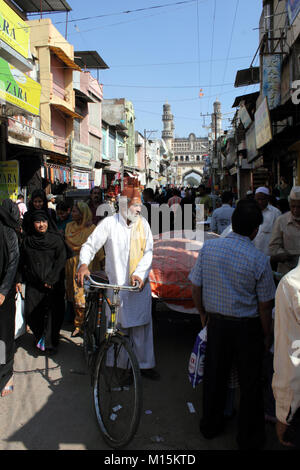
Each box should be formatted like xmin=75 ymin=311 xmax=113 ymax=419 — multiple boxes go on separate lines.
xmin=289 ymin=186 xmax=300 ymax=200
xmin=255 ymin=187 xmax=270 ymax=196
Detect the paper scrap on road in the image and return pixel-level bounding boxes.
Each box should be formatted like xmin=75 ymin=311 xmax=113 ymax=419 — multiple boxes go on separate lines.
xmin=187 ymin=402 xmax=196 ymax=413
xmin=110 ymin=413 xmax=118 ymax=421
xmin=112 ymin=405 xmax=122 ymax=412
xmin=145 ymin=410 xmax=152 ymax=415
xmin=150 ymin=436 xmax=164 ymax=443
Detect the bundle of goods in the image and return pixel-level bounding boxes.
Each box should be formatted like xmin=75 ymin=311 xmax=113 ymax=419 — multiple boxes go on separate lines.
xmin=149 ymin=231 xmax=219 ymax=314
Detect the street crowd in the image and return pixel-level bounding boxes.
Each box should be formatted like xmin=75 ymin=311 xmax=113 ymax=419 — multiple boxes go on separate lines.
xmin=0 ymin=179 xmax=299 ymax=450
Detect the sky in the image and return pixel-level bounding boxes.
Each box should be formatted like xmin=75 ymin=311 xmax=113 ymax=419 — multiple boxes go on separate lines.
xmin=28 ymin=0 xmax=263 ymax=139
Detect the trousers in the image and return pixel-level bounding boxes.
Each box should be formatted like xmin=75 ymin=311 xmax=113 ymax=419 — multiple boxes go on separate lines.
xmin=200 ymin=314 xmax=265 ymax=450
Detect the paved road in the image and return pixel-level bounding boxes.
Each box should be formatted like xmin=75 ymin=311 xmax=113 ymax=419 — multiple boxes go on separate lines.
xmin=0 ymin=307 xmax=283 ymax=451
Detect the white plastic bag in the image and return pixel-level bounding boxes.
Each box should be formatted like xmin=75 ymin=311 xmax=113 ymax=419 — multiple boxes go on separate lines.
xmin=15 ymin=290 xmax=26 ymax=339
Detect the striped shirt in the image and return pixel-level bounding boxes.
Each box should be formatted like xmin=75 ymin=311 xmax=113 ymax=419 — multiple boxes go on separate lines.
xmin=189 ymin=232 xmax=275 ymax=318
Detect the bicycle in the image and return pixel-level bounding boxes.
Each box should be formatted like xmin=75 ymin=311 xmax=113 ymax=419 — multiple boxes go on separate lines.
xmin=83 ymin=271 xmax=143 ymax=449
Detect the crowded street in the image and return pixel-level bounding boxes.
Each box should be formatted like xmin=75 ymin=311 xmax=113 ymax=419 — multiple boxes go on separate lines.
xmin=1 ymin=0 xmax=300 ymax=454
xmin=0 ymin=307 xmax=283 ymax=451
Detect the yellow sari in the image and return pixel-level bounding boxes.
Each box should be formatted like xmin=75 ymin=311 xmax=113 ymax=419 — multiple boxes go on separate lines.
xmin=65 ymin=202 xmax=104 ymax=307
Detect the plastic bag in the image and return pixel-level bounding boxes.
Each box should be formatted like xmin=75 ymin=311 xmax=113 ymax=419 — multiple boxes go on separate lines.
xmin=188 ymin=326 xmax=207 ymax=388
xmin=15 ymin=291 xmax=26 ymax=339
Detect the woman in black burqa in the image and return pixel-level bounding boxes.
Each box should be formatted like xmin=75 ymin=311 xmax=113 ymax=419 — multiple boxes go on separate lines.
xmin=17 ymin=210 xmax=67 ymax=353
xmin=0 ymin=201 xmax=20 ymax=396
xmin=22 ymin=189 xmax=57 ymax=235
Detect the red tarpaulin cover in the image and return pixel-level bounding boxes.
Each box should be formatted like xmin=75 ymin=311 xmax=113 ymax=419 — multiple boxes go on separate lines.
xmin=149 ymin=231 xmax=219 ymax=314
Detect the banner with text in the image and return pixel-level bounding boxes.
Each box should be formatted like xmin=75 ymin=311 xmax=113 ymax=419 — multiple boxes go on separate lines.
xmin=0 ymin=160 xmax=19 ymax=202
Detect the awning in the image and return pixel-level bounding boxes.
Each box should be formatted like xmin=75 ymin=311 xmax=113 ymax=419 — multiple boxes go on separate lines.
xmin=234 ymin=67 xmax=260 ymax=88
xmin=74 ymin=88 xmax=96 ymax=103
xmin=232 ymin=92 xmax=259 ymax=108
xmin=11 ymin=0 xmax=71 ymax=13
xmin=49 ymin=46 xmax=81 ymax=71
xmin=74 ymin=51 xmax=109 ymax=70
xmin=51 ymin=102 xmax=83 ymax=119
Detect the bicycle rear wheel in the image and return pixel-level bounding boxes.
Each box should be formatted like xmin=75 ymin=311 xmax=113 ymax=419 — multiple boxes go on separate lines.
xmin=93 ymin=334 xmax=142 ymax=448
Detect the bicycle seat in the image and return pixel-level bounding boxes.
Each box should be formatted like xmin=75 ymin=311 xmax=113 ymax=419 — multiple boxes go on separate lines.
xmin=90 ymin=270 xmax=109 ymax=284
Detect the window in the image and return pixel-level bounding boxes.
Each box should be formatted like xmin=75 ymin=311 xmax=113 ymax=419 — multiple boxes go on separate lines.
xmin=180 ymin=156 xmax=184 ymax=161
xmin=196 ymin=155 xmax=200 ymax=161
xmin=175 ymin=156 xmax=178 ymax=161
xmin=186 ymin=156 xmax=189 ymax=161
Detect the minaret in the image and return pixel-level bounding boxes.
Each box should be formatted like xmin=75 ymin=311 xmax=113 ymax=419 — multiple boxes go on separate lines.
xmin=211 ymin=98 xmax=222 ymax=139
xmin=162 ymin=101 xmax=174 ymax=153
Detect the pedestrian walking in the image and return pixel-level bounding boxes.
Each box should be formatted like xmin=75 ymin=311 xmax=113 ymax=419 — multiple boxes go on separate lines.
xmin=65 ymin=202 xmax=104 ymax=337
xmin=56 ymin=201 xmax=72 ymax=235
xmin=17 ymin=210 xmax=67 ymax=354
xmin=16 ymin=194 xmax=27 ymax=220
xmin=272 ymin=259 xmax=300 ymax=448
xmin=269 ymin=186 xmax=300 ymax=275
xmin=0 ymin=202 xmax=20 ymax=396
xmin=210 ymin=191 xmax=234 ymax=235
xmin=189 ymin=201 xmax=275 ymax=449
xmin=76 ymin=186 xmax=159 ymax=380
xmin=254 ymin=187 xmax=281 ymax=255
xmin=87 ymin=186 xmax=103 ymax=225
xmin=22 ymin=189 xmax=57 ymax=235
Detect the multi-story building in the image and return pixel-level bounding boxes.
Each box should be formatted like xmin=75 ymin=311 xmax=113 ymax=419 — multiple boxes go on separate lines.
xmin=102 ymin=98 xmax=139 ymax=188
xmin=0 ymin=0 xmax=47 ymax=199
xmin=226 ymin=0 xmax=300 ymax=197
xmin=172 ymin=133 xmax=209 ymax=186
xmin=27 ymin=17 xmax=81 ymax=192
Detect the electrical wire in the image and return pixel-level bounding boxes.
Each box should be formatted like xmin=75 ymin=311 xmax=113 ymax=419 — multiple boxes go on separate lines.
xmin=219 ymin=0 xmax=239 ymax=97
xmin=17 ymin=0 xmax=200 ymax=31
xmin=207 ymin=0 xmax=217 ymax=114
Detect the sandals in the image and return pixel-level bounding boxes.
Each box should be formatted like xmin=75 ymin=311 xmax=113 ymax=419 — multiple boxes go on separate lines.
xmin=71 ymin=328 xmax=82 ymax=338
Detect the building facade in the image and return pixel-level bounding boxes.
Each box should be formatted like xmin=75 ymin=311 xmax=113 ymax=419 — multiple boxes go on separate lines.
xmin=172 ymin=133 xmax=209 ymax=186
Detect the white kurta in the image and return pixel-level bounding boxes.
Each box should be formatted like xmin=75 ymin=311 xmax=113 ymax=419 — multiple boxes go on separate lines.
xmin=253 ymin=204 xmax=281 ymax=255
xmin=79 ymin=213 xmax=153 ymax=328
xmin=78 ymin=213 xmax=155 ymax=369
xmin=272 ymin=260 xmax=300 ymax=424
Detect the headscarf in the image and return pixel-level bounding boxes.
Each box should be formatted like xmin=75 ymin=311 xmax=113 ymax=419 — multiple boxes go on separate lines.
xmin=2 ymin=199 xmax=21 ymax=227
xmin=23 ymin=189 xmax=58 ymax=235
xmin=0 ymin=200 xmax=20 ymax=230
xmin=24 ymin=210 xmax=62 ymax=251
xmin=65 ymin=202 xmax=95 ymax=253
xmin=27 ymin=189 xmax=48 ymax=212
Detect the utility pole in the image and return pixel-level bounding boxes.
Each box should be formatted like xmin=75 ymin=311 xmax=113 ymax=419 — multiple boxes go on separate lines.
xmin=144 ymin=129 xmax=157 ymax=187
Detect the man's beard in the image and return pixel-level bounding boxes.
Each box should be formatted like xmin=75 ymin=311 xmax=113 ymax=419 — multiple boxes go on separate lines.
xmin=127 ymin=211 xmax=139 ymax=223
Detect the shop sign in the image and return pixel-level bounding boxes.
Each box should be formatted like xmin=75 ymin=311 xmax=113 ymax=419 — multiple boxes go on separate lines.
xmin=0 ymin=57 xmax=41 ymax=115
xmin=0 ymin=159 xmax=19 ymax=202
xmin=254 ymin=97 xmax=272 ymax=149
xmin=8 ymin=116 xmax=55 ymax=143
xmin=287 ymin=0 xmax=300 ymax=25
xmin=262 ymin=54 xmax=281 ymax=110
xmin=71 ymin=140 xmax=94 ymax=169
xmin=73 ymin=171 xmax=90 ymax=189
xmin=0 ymin=0 xmax=30 ymax=59
xmin=252 ymin=156 xmax=264 ymax=169
xmin=245 ymin=122 xmax=257 ymax=162
xmin=229 ymin=166 xmax=237 ymax=176
xmin=238 ymin=105 xmax=252 ymax=129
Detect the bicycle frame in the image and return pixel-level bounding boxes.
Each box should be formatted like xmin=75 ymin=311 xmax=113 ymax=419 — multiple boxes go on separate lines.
xmin=84 ymin=275 xmax=140 ymax=337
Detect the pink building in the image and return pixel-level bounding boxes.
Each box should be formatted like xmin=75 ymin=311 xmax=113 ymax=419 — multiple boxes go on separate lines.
xmin=72 ymin=51 xmax=108 ymax=188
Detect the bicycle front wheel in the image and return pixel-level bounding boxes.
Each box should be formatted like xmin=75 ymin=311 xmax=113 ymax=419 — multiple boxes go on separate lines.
xmin=93 ymin=334 xmax=142 ymax=448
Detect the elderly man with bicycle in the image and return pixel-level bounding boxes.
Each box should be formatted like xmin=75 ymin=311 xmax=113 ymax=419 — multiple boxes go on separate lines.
xmin=76 ymin=186 xmax=159 ymax=381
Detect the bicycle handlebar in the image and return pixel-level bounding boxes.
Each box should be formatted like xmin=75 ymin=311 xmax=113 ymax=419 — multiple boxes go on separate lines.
xmin=85 ymin=275 xmax=140 ymax=292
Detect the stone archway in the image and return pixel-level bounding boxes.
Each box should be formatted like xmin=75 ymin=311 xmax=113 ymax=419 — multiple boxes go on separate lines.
xmin=182 ymin=169 xmax=203 ymax=187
